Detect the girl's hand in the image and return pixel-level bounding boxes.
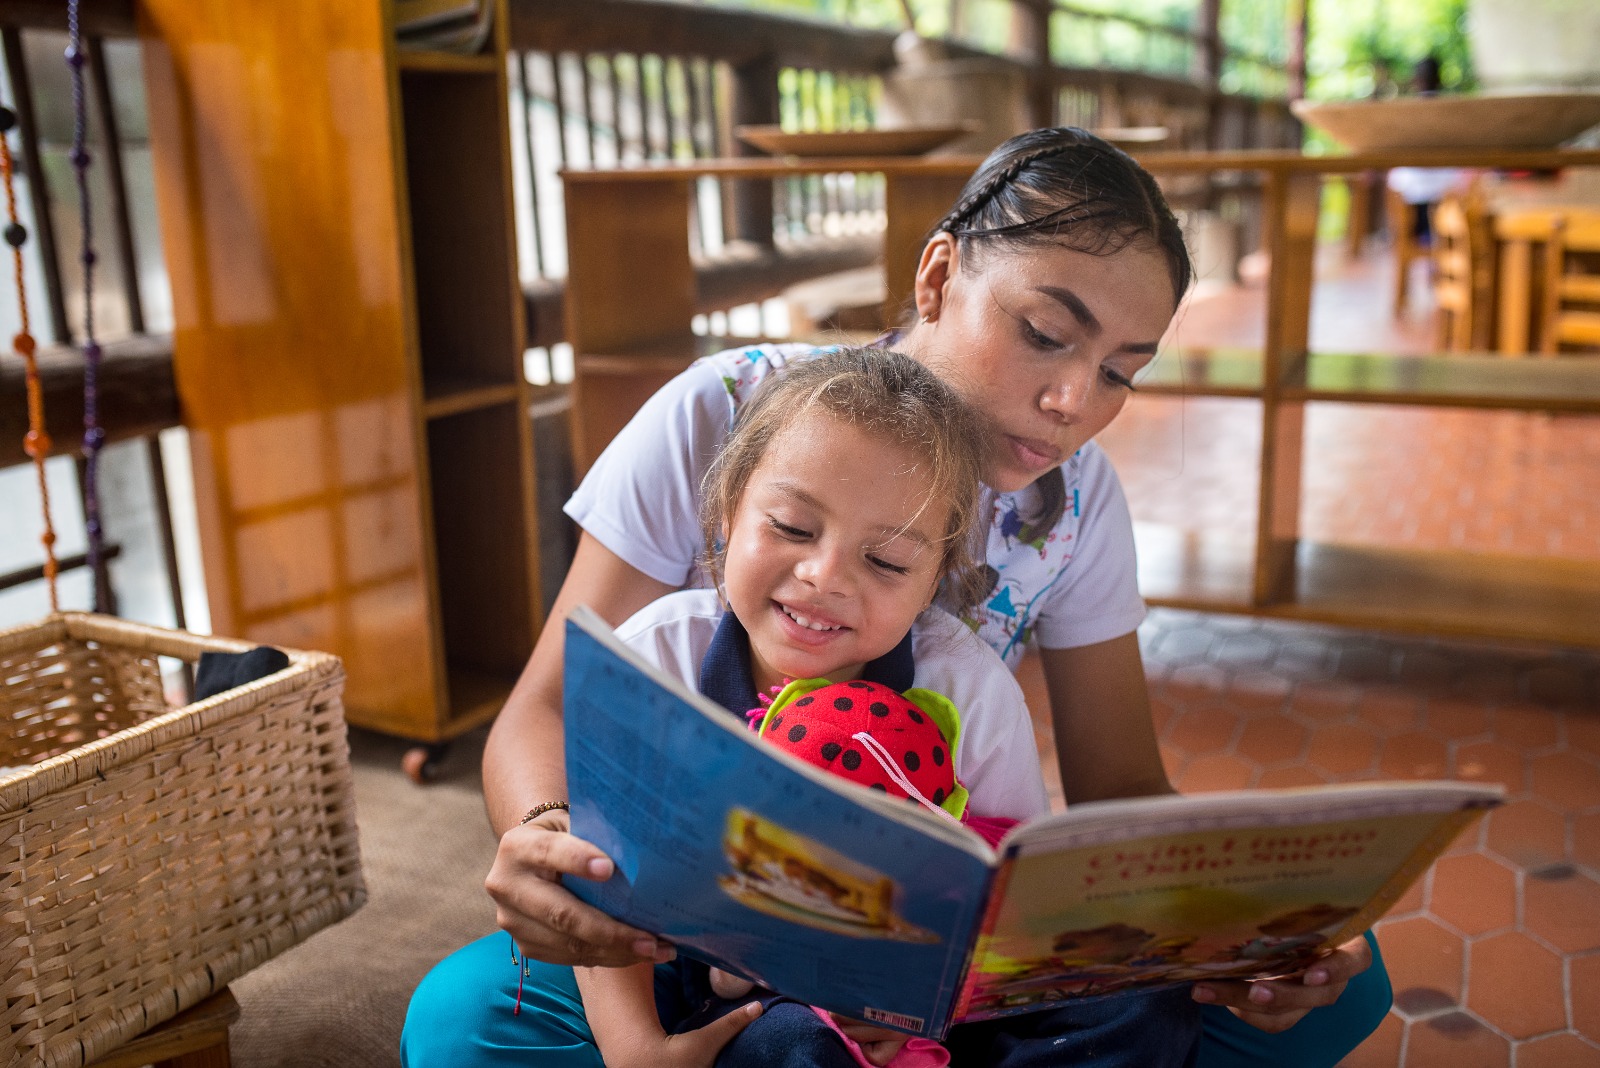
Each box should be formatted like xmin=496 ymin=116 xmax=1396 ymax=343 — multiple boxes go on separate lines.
xmin=609 ymin=1002 xmax=763 ymax=1068
xmin=1190 ymin=935 xmax=1373 ymax=1033
xmin=484 ymin=811 xmax=674 ymax=967
xmin=827 ymin=1013 xmax=911 ymax=1067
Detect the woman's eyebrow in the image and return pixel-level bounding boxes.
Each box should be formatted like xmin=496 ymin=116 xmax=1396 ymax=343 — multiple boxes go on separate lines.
xmin=1038 ymin=284 xmax=1161 ymax=355
xmin=1037 ymin=285 xmax=1100 ymax=335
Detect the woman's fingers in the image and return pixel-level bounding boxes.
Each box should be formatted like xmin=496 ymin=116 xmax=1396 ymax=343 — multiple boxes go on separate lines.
xmin=1190 ymin=936 xmax=1372 ymax=1032
xmin=484 ymin=826 xmax=673 ymax=967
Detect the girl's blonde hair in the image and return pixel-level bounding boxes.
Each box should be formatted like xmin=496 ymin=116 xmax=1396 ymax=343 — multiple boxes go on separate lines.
xmin=700 ymin=347 xmax=989 ymax=613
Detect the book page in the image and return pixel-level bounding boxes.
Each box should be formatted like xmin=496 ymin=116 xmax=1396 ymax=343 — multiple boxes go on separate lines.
xmin=562 ymin=609 xmax=996 ymax=1037
xmin=954 ymin=783 xmax=1500 ymax=1024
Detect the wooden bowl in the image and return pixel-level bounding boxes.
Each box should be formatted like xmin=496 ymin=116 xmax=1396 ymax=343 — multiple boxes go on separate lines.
xmin=1291 ymin=92 xmax=1600 ymax=152
xmin=735 ymin=125 xmax=971 ymax=158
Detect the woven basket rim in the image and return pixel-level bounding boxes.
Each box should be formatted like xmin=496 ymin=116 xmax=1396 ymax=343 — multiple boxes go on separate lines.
xmin=1 ymin=612 xmax=343 ymax=814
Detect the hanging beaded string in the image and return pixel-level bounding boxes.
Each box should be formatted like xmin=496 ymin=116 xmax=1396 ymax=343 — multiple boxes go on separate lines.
xmin=1 ymin=103 xmax=60 ymax=610
xmin=66 ymin=0 xmax=109 ymax=612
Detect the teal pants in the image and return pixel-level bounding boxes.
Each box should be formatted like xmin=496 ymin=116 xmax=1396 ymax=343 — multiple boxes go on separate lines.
xmin=400 ymin=931 xmax=1390 ymax=1067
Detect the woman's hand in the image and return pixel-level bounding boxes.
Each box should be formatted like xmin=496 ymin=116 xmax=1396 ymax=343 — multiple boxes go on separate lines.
xmin=827 ymin=1014 xmax=911 ymax=1067
xmin=485 ymin=810 xmax=674 ymax=967
xmin=1190 ymin=936 xmax=1373 ymax=1033
xmin=481 ymin=533 xmax=678 ymax=967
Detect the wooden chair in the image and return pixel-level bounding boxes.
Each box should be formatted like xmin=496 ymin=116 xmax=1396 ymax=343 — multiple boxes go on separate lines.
xmin=1540 ymin=210 xmax=1600 ymax=354
xmin=1386 ymin=186 xmax=1433 ymax=317
xmin=1431 ymin=192 xmax=1495 ymax=352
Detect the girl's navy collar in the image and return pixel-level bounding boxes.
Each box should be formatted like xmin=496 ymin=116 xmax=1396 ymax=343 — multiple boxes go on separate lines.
xmin=697 ymin=610 xmax=916 ymax=716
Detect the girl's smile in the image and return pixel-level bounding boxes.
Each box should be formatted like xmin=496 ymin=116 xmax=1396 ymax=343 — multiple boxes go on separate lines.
xmin=721 ymin=411 xmax=950 ymax=693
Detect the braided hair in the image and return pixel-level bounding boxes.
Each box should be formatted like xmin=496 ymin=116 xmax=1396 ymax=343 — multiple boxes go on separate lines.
xmin=932 ymin=126 xmax=1192 ymax=540
xmin=936 ymin=125 xmax=1192 ymax=300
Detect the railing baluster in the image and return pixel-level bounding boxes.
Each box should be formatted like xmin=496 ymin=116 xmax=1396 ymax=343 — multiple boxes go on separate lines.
xmin=550 ymin=51 xmax=571 ymax=169
xmin=2 ymin=26 xmax=70 ymax=345
xmin=579 ymin=51 xmax=597 ymax=166
xmin=87 ymin=35 xmax=143 ymax=334
xmin=514 ymin=51 xmax=547 ymax=278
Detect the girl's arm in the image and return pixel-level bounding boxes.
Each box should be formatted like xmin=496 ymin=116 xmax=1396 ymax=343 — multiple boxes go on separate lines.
xmin=576 ymin=963 xmax=761 ymax=1068
xmin=1039 ymin=633 xmax=1378 ymax=1030
xmin=482 ymin=532 xmax=676 ymax=967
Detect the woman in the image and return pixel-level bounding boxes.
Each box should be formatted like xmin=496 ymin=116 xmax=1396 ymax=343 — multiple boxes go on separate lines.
xmin=404 ymin=127 xmax=1390 ymax=1068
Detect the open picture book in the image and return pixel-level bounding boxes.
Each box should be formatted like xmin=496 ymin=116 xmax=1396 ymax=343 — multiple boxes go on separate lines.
xmin=561 ymin=606 xmax=1504 ymax=1039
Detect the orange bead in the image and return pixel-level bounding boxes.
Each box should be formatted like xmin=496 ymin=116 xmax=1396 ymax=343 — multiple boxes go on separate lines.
xmin=23 ymin=429 xmax=51 ymax=457
xmin=13 ymin=332 xmax=34 ymax=357
xmin=40 ymin=530 xmax=56 ymax=546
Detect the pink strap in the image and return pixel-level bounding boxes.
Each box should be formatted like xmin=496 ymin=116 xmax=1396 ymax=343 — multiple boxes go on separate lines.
xmin=809 ymin=1006 xmax=950 ymax=1068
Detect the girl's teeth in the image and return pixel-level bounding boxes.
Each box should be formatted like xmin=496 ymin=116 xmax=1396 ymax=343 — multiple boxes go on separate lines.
xmin=784 ymin=607 xmax=840 ymax=631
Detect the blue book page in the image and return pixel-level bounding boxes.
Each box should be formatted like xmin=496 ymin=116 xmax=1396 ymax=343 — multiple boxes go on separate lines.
xmin=562 ymin=611 xmax=997 ymax=1038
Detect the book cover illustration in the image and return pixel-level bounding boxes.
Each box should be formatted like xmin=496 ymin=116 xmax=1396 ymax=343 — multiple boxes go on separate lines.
xmin=957 ymin=794 xmax=1492 ymax=1023
xmin=562 ymin=610 xmax=994 ymax=1036
xmin=717 ymin=806 xmax=940 ymax=943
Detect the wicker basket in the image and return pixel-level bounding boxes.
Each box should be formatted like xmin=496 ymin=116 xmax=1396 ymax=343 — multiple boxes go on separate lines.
xmin=1 ymin=613 xmax=366 ymax=1068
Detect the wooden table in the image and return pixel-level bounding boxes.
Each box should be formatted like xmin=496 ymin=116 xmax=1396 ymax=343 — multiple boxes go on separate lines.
xmin=1493 ymin=204 xmax=1600 ymax=354
xmin=562 ymin=146 xmax=1600 ymax=648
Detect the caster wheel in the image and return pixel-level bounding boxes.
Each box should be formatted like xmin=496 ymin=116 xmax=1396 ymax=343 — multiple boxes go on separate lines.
xmin=402 ymin=743 xmax=448 ymax=784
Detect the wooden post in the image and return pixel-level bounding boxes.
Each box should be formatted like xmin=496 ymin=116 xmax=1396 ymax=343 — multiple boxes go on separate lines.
xmin=728 ymin=53 xmax=778 ymax=248
xmin=1254 ymin=171 xmax=1321 ymax=607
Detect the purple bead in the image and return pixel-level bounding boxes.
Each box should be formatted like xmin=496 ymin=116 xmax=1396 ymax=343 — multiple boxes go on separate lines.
xmin=84 ymin=426 xmax=106 ymax=450
xmin=70 ymin=147 xmax=92 ymax=169
xmin=0 ymin=106 xmax=15 ymax=133
xmin=64 ymin=45 xmax=86 ymax=68
xmin=4 ymin=222 xmax=25 ymax=248
xmin=81 ymin=248 xmax=97 ymax=267
xmin=83 ymin=339 xmax=102 ymax=359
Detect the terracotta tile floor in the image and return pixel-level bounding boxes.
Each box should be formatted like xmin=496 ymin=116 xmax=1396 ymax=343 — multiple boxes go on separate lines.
xmin=1017 ymin=245 xmax=1600 ymax=1065
xmin=1016 ymin=613 xmax=1600 ymax=1067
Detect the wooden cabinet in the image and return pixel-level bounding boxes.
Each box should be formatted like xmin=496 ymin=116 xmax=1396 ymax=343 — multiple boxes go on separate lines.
xmin=141 ymin=0 xmax=541 ymax=747
xmin=563 ymin=149 xmax=1600 ymax=648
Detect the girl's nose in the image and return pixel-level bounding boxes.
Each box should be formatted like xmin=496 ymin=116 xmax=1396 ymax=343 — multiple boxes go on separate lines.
xmin=795 ymin=541 xmax=850 ymax=594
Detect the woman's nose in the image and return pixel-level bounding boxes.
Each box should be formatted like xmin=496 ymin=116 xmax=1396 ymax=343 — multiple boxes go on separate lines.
xmin=1040 ymin=367 xmax=1095 ymax=421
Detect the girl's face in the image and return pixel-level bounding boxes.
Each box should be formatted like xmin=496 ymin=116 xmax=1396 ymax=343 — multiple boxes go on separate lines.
xmin=722 ymin=411 xmax=950 ymax=693
xmin=909 ymin=237 xmax=1178 ymax=493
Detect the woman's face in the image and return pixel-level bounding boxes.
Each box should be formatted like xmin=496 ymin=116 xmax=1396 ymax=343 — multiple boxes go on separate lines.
xmin=908 ymin=237 xmax=1178 ymax=493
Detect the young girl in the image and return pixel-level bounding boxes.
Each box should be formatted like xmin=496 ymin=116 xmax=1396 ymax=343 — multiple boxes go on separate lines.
xmin=568 ymin=348 xmax=1198 ymax=1068
xmin=405 ymin=127 xmax=1390 ymax=1068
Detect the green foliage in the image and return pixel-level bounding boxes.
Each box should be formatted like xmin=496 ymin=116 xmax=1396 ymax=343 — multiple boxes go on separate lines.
xmin=1306 ymin=0 xmax=1475 ymax=100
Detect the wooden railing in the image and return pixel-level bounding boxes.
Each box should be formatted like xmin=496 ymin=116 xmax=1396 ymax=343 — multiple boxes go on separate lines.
xmin=0 ymin=0 xmax=1296 ymax=618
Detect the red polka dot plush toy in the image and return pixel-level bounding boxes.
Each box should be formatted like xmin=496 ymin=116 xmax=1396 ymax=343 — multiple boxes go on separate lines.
xmin=751 ymin=678 xmax=970 ymax=823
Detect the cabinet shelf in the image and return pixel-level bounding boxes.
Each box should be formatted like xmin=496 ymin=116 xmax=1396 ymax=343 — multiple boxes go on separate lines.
xmin=1277 ymin=541 xmax=1600 ymax=647
xmin=1287 ymin=352 xmax=1600 ymax=412
xmin=422 ymin=375 xmax=520 ymax=419
xmin=1133 ymin=522 xmax=1256 ymax=611
xmin=397 ymin=49 xmax=499 ymax=74
xmin=1138 ymin=347 xmax=1264 ymax=397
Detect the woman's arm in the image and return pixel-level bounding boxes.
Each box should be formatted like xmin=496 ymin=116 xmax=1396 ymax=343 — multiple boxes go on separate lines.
xmin=1040 ymin=634 xmax=1173 ymax=804
xmin=1039 ymin=634 xmax=1375 ymax=1028
xmin=482 ymin=532 xmax=675 ymax=966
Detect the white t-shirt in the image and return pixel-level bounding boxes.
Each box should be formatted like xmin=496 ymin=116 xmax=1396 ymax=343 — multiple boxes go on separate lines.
xmin=617 ymin=589 xmax=1051 ymax=822
xmin=566 ymin=342 xmax=1146 ymax=670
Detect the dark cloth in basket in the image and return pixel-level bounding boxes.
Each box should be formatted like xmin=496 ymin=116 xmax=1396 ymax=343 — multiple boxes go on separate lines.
xmin=194 ymin=646 xmax=291 ymax=701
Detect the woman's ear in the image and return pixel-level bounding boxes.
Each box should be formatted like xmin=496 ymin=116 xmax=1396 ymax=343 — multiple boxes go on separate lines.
xmin=913 ymin=232 xmax=957 ymax=323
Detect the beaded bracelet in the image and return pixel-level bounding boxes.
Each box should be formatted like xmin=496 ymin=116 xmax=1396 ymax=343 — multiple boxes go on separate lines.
xmin=519 ymin=800 xmax=570 ymax=825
